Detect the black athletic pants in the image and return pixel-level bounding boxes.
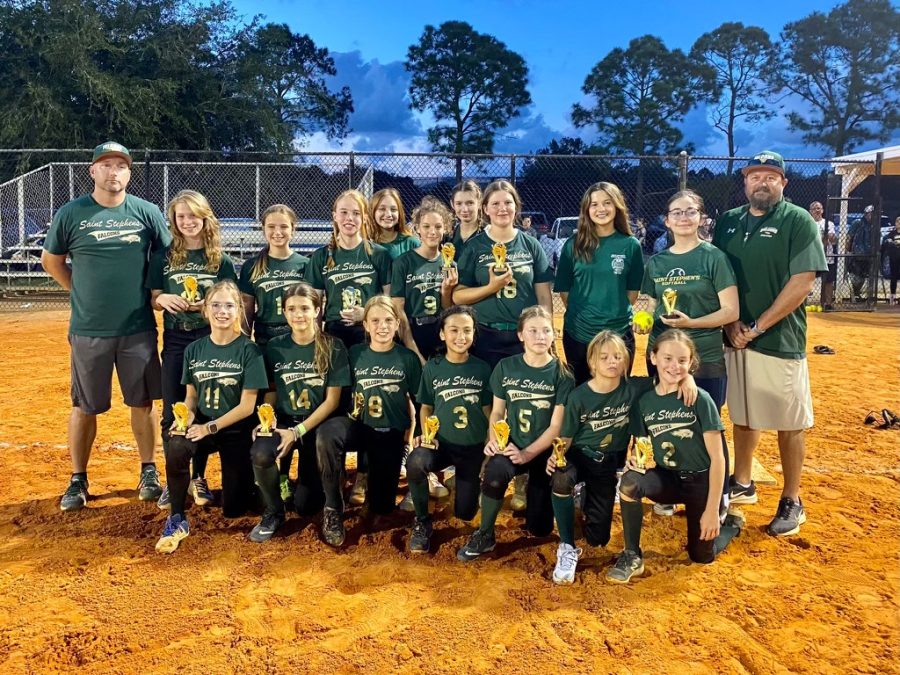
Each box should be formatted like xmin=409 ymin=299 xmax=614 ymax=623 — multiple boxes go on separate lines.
xmin=481 ymin=449 xmax=554 ymax=537
xmin=551 ymin=449 xmax=624 ymax=547
xmin=250 ymin=424 xmax=325 ymax=516
xmin=406 ymin=441 xmax=484 ymax=521
xmin=473 ymin=325 xmax=523 ymax=370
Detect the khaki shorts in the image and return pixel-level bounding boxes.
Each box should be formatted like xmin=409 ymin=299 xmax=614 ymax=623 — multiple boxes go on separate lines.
xmin=724 ymin=347 xmax=814 ymax=431
xmin=69 ymin=331 xmax=162 ymax=415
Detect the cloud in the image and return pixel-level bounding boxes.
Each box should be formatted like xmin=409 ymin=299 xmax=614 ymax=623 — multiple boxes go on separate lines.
xmin=494 ymin=110 xmax=561 ymax=153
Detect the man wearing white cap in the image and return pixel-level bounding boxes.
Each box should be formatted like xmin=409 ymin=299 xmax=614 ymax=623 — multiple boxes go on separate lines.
xmin=713 ymin=151 xmax=827 ymax=536
xmin=41 ymin=142 xmax=171 ymax=512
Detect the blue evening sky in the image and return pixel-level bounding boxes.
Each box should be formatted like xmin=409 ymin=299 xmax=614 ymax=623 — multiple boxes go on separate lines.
xmin=230 ymin=0 xmax=897 ymax=158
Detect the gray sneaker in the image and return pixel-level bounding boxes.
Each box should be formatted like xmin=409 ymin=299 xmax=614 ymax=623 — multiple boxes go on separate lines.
xmin=728 ymin=477 xmax=758 ymax=505
xmin=552 ymin=543 xmax=583 ymax=584
xmin=767 ymin=497 xmax=806 ymax=537
xmin=653 ymin=503 xmax=675 ymax=517
xmin=137 ymin=466 xmax=163 ymax=501
xmin=156 ymin=485 xmax=171 ymax=510
xmin=607 ymin=550 xmax=645 ymax=584
xmin=409 ymin=516 xmax=433 ymax=554
xmin=249 ymin=512 xmax=285 ymax=543
xmin=60 ymin=476 xmax=89 ymax=512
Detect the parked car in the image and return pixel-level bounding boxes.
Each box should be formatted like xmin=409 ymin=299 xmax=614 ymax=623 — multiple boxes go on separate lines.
xmin=540 ymin=216 xmax=578 ymax=270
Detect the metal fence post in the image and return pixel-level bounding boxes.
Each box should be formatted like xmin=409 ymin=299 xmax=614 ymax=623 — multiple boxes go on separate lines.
xmin=49 ymin=163 xmax=54 ymax=216
xmin=163 ymin=163 xmax=169 ymax=210
xmin=867 ymin=152 xmax=883 ymax=307
xmin=678 ymin=151 xmax=688 ymax=191
xmin=510 ymin=155 xmax=517 ymax=184
xmin=143 ymin=149 xmax=151 ymax=202
xmin=17 ymin=176 xmax=24 ymax=248
xmin=68 ymin=164 xmax=74 ymax=201
xmin=255 ymin=164 xmax=261 ymax=222
xmin=349 ymin=152 xmax=356 ymax=189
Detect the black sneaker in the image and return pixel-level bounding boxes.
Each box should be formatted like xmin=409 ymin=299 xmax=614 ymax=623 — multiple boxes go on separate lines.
xmin=322 ymin=507 xmax=345 ymax=547
xmin=456 ymin=529 xmax=496 ymax=562
xmin=137 ymin=465 xmax=163 ymax=501
xmin=606 ymin=549 xmax=645 ymax=584
xmin=767 ymin=497 xmax=806 ymax=537
xmin=249 ymin=511 xmax=285 ymax=543
xmin=60 ymin=476 xmax=89 ymax=512
xmin=728 ymin=476 xmax=758 ymax=505
xmin=409 ymin=516 xmax=433 ymax=554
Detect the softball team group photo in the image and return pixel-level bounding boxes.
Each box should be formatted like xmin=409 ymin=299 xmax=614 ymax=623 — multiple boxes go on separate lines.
xmin=42 ymin=142 xmax=828 ymax=587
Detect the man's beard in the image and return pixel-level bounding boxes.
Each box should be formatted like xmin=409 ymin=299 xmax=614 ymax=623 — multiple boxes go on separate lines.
xmin=749 ymin=188 xmax=778 ymax=212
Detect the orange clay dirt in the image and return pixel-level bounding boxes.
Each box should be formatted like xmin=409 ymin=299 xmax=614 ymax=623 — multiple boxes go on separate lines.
xmin=0 ymin=310 xmax=897 ymax=674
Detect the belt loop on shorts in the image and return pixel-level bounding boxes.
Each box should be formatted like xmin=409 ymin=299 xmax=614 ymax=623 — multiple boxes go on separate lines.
xmin=414 ymin=316 xmax=439 ymax=326
xmin=485 ymin=322 xmax=518 ymax=331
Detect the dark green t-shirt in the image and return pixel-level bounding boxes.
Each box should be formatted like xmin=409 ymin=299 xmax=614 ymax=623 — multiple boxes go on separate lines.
xmin=349 ymin=343 xmax=422 ymax=431
xmin=380 ymin=233 xmax=421 ymax=260
xmin=489 ymin=355 xmax=574 ymax=450
xmin=448 ymin=224 xmax=482 ymax=261
xmin=417 ymin=355 xmax=493 ymax=446
xmin=390 ymin=250 xmax=445 ymax=319
xmin=43 ymin=194 xmax=171 ymax=336
xmin=561 ymin=377 xmax=653 ymax=461
xmin=305 ymin=242 xmax=393 ymax=323
xmin=146 ymin=248 xmax=237 ymax=331
xmin=237 ymin=253 xmax=309 ymax=343
xmin=181 ymin=334 xmax=268 ymax=420
xmin=633 ymin=387 xmax=723 ymax=472
xmin=458 ymin=230 xmax=553 ymax=327
xmin=264 ymin=334 xmax=352 ymax=420
xmin=641 ymin=242 xmax=736 ymax=368
xmin=554 ymin=231 xmax=644 ymax=342
xmin=713 ymin=199 xmax=827 ymax=359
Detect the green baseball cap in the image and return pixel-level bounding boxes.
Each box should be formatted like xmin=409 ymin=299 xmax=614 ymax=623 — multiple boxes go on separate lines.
xmin=742 ymin=150 xmax=785 ymax=176
xmin=91 ymin=141 xmax=132 ymax=166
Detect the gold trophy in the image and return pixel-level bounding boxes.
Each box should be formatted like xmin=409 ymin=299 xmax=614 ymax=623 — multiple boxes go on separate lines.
xmin=441 ymin=243 xmax=456 ymax=270
xmin=491 ymin=242 xmax=507 ymax=272
xmin=661 ymin=288 xmax=678 ymax=319
xmin=171 ymin=402 xmax=190 ymax=436
xmin=341 ymin=287 xmax=360 ymax=311
xmin=349 ymin=391 xmax=364 ymax=420
xmin=493 ymin=419 xmax=511 ymax=451
xmin=421 ymin=415 xmax=440 ymax=449
xmin=632 ymin=436 xmax=654 ymax=474
xmin=551 ymin=437 xmax=567 ymax=468
xmin=257 ymin=403 xmax=276 ymax=437
xmin=183 ymin=276 xmax=199 ymax=302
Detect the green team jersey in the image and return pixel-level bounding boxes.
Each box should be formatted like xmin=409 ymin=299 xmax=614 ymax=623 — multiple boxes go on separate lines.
xmin=264 ymin=334 xmax=352 ymax=420
xmin=714 ymin=199 xmax=827 ymax=359
xmin=561 ymin=377 xmax=653 ymax=461
xmin=237 ymin=253 xmax=309 ymax=344
xmin=641 ymin=242 xmax=736 ymax=368
xmin=458 ymin=230 xmax=553 ymax=327
xmin=349 ymin=343 xmax=422 ymax=431
xmin=448 ymin=224 xmax=482 ymax=261
xmin=43 ymin=193 xmax=171 ymax=336
xmin=489 ymin=355 xmax=574 ymax=450
xmin=146 ymin=248 xmax=237 ymax=331
xmin=181 ymin=334 xmax=268 ymax=420
xmin=390 ymin=250 xmax=445 ymax=319
xmin=305 ymin=242 xmax=393 ymax=323
xmin=417 ymin=355 xmax=493 ymax=446
xmin=554 ymin=231 xmax=644 ymax=342
xmin=633 ymin=387 xmax=723 ymax=472
xmin=380 ymin=233 xmax=420 ymax=260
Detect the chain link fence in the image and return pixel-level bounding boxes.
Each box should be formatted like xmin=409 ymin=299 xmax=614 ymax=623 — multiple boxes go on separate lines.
xmin=0 ymin=149 xmax=891 ymax=312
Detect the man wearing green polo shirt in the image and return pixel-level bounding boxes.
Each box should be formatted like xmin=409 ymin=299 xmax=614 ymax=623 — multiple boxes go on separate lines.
xmin=42 ymin=142 xmax=171 ymax=512
xmin=713 ymin=151 xmax=827 ymax=536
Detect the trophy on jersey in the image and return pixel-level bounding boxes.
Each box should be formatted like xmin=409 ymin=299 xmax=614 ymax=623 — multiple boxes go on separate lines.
xmin=632 ymin=436 xmax=653 ymax=474
xmin=661 ymin=288 xmax=678 ymax=319
xmin=551 ymin=437 xmax=568 ymax=469
xmin=493 ymin=419 xmax=511 ymax=451
xmin=492 ymin=242 xmax=507 ymax=273
xmin=421 ymin=415 xmax=440 ymax=449
xmin=257 ymin=403 xmax=276 ymax=437
xmin=182 ymin=275 xmax=199 ymax=303
xmin=171 ymin=402 xmax=190 ymax=436
xmin=441 ymin=243 xmax=456 ymax=270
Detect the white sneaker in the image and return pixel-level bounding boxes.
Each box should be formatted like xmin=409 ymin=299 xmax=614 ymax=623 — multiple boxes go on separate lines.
xmin=510 ymin=474 xmax=527 ymax=511
xmin=552 ymin=542 xmax=582 ymax=584
xmin=443 ymin=466 xmax=456 ymax=490
xmin=653 ymin=503 xmax=676 ymax=517
xmin=399 ymin=491 xmax=415 ymax=512
xmin=428 ymin=472 xmax=449 ymax=498
xmin=349 ymin=473 xmax=367 ymax=506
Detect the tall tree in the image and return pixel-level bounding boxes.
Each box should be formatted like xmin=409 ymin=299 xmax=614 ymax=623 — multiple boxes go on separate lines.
xmin=772 ymin=0 xmax=900 ymax=156
xmin=405 ymin=21 xmax=531 ymax=154
xmin=572 ymin=35 xmax=714 ymax=214
xmin=691 ymin=22 xmax=777 ymax=174
xmin=237 ymin=23 xmax=352 ymax=152
xmin=572 ymin=35 xmax=715 ymax=156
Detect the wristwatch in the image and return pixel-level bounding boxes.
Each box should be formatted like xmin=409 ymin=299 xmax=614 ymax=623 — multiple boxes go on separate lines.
xmin=749 ymin=321 xmax=766 ymax=336
xmin=206 ymin=420 xmax=219 ymax=434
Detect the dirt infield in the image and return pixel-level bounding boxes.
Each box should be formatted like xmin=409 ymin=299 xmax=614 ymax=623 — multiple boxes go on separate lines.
xmin=0 ymin=311 xmax=898 ymax=674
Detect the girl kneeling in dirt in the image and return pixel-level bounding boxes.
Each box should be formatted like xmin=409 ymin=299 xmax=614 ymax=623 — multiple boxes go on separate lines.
xmin=156 ymin=280 xmax=268 ymax=554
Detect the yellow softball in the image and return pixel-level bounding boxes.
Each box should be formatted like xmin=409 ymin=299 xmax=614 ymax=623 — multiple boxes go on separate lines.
xmin=632 ymin=310 xmax=654 ymax=331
